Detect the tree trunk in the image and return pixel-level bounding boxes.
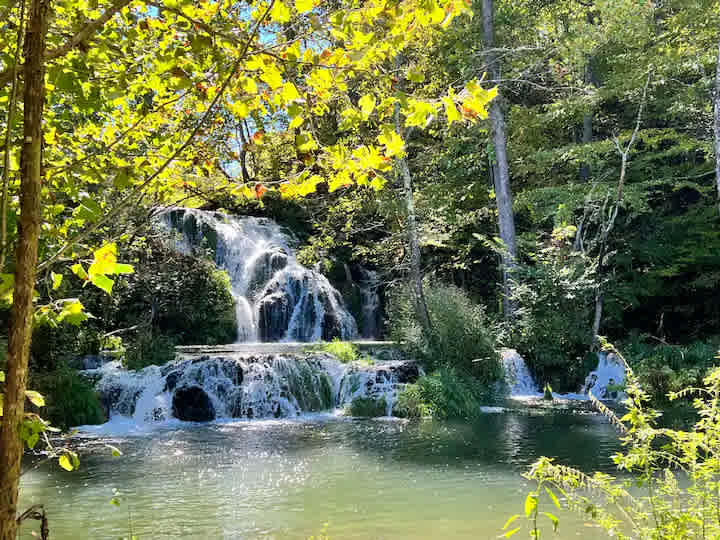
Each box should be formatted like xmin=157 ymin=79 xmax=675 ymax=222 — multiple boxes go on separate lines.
xmin=482 ymin=0 xmax=517 ymax=319
xmin=0 ymin=0 xmax=49 ymax=537
xmin=714 ymin=37 xmax=720 ymax=214
xmin=394 ymin=105 xmax=432 ymax=336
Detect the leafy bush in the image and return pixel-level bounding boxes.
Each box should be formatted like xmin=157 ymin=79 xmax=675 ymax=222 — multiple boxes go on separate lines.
xmin=347 ymin=396 xmax=387 ymax=417
xmin=387 ymin=281 xmax=500 ymax=384
xmin=124 ymin=328 xmax=176 ymax=370
xmin=509 ymin=228 xmax=597 ymax=391
xmin=315 ymin=339 xmax=359 ymax=363
xmin=393 ymin=383 xmax=431 ymax=419
xmin=413 ymin=368 xmax=497 ymax=419
xmin=31 ymin=368 xmax=105 ymax=429
xmin=509 ymin=344 xmax=720 ymax=539
xmin=622 ymin=335 xmax=719 ymax=404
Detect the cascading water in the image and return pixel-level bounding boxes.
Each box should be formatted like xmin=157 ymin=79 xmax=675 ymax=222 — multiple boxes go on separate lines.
xmin=581 ymin=352 xmax=626 ymax=400
xmin=502 ymin=349 xmax=626 ymax=401
xmin=159 ymin=208 xmax=358 ymax=343
xmin=88 ymin=353 xmax=421 ymax=429
xmin=357 ymin=268 xmax=381 ymax=339
xmin=502 ymin=349 xmax=539 ymax=397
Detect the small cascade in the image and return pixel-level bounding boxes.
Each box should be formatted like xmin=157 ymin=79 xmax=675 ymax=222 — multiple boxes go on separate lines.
xmin=502 ymin=349 xmax=539 ymax=397
xmin=160 ymin=208 xmax=358 ymax=343
xmin=582 ymin=352 xmax=626 ymax=400
xmin=90 ymin=353 xmax=421 ymax=427
xmin=357 ymin=268 xmax=381 ymax=339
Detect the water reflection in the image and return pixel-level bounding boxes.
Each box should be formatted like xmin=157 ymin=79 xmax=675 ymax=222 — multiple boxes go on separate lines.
xmin=19 ymin=413 xmax=622 ymax=539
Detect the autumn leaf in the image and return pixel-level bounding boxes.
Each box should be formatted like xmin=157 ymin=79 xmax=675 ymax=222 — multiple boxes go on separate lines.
xmin=255 ymin=183 xmax=268 ymax=199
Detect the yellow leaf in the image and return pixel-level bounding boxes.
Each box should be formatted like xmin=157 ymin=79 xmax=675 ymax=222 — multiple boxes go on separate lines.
xmin=261 ymin=65 xmax=284 ymax=90
xmin=88 ymin=243 xmax=118 ymax=277
xmin=239 ymin=77 xmax=258 ymax=94
xmin=281 ymin=82 xmax=301 ymax=103
xmin=296 ymin=0 xmax=313 ymax=13
xmin=25 ymin=390 xmax=45 ymax=407
xmin=58 ymin=454 xmax=73 ymax=471
xmin=377 ymin=129 xmax=405 ymax=157
xmin=270 ymin=0 xmax=291 ymax=22
xmin=359 ymin=94 xmax=376 ymax=119
xmin=443 ymin=96 xmax=461 ymax=125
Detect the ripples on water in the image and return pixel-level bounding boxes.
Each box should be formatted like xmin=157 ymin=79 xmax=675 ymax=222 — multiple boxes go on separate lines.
xmin=19 ymin=412 xmax=622 ymax=539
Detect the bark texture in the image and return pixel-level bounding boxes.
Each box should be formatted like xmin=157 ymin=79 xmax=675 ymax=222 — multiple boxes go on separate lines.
xmin=394 ymin=104 xmax=433 ymax=336
xmin=0 ymin=0 xmax=49 ymax=537
xmin=482 ymin=0 xmax=517 ymax=318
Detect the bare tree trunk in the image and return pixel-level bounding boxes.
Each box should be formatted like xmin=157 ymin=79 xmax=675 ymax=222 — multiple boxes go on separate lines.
xmin=482 ymin=0 xmax=517 ymax=319
xmin=0 ymin=0 xmax=49 ymax=537
xmin=714 ymin=37 xmax=720 ymax=214
xmin=394 ymin=105 xmax=432 ymax=336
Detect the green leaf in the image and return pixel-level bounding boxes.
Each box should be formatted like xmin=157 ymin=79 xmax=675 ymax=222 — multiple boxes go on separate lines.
xmin=26 ymin=432 xmax=39 ymax=449
xmin=112 ymin=263 xmax=134 ymax=275
xmin=71 ymin=263 xmax=89 ymax=282
xmin=91 ymin=274 xmax=115 ymax=295
xmin=544 ymin=487 xmax=561 ymax=509
xmin=0 ymin=371 xmax=5 ymax=383
xmin=407 ymin=68 xmax=425 ymax=83
xmin=524 ymin=493 xmax=537 ymax=518
xmin=541 ymin=512 xmax=559 ymax=532
xmin=58 ymin=454 xmax=73 ymax=471
xmin=503 ymin=527 xmax=521 ymax=538
xmin=110 ymin=497 xmax=121 ymax=506
xmin=25 ymin=390 xmax=45 ymax=407
xmin=51 ymin=272 xmax=63 ymax=290
xmin=502 ymin=514 xmax=521 ymax=530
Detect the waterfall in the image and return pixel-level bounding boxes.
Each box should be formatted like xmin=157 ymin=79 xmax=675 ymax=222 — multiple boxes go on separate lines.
xmin=88 ymin=353 xmax=421 ymax=430
xmin=502 ymin=349 xmax=539 ymax=397
xmin=159 ymin=208 xmax=358 ymax=343
xmin=501 ymin=349 xmax=626 ymax=401
xmin=581 ymin=352 xmax=626 ymax=400
xmin=358 ymin=268 xmax=381 ymax=339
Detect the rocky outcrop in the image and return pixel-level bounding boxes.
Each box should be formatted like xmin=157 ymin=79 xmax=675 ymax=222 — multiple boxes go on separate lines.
xmin=172 ymin=386 xmax=216 ymax=422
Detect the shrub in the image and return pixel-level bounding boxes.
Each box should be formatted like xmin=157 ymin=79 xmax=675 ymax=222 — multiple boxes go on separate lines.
xmin=315 ymin=339 xmax=359 ymax=363
xmin=622 ymin=335 xmax=719 ymax=404
xmin=31 ymin=368 xmax=105 ymax=429
xmin=387 ymin=282 xmax=500 ymax=384
xmin=509 ymin=229 xmax=597 ymax=391
xmin=393 ymin=383 xmax=431 ymax=419
xmin=347 ymin=396 xmax=387 ymax=417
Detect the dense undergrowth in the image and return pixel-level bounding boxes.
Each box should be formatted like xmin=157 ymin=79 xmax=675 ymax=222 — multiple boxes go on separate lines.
xmin=510 ymin=344 xmax=720 ymax=540
xmin=388 ymin=282 xmax=504 ymax=419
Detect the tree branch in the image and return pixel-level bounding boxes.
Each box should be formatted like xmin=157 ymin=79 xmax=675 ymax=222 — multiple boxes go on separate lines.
xmin=0 ymin=0 xmax=132 ymax=87
xmin=37 ymin=0 xmax=277 ymax=272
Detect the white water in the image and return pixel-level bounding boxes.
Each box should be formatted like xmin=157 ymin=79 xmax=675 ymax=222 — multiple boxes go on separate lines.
xmin=160 ymin=208 xmax=358 ymax=343
xmin=582 ymin=352 xmax=626 ymax=400
xmin=501 ymin=349 xmax=538 ymax=397
xmin=87 ymin=353 xmax=418 ymax=434
xmin=358 ymin=268 xmax=381 ymax=339
xmin=502 ymin=349 xmax=626 ymax=401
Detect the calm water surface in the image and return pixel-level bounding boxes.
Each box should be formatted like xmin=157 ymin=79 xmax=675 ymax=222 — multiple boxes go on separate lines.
xmin=19 ymin=411 xmax=622 ymax=539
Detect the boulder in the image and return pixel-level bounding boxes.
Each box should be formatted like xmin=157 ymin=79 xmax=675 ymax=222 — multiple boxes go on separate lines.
xmin=172 ymin=386 xmax=216 ymax=422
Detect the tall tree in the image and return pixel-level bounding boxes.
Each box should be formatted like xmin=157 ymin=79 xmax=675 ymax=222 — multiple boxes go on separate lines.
xmin=0 ymin=0 xmax=50 ymax=537
xmin=482 ymin=0 xmax=517 ymax=318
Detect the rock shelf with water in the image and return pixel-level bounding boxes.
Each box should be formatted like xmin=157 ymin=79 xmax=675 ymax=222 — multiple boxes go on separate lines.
xmin=86 ymin=352 xmax=421 ymax=428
